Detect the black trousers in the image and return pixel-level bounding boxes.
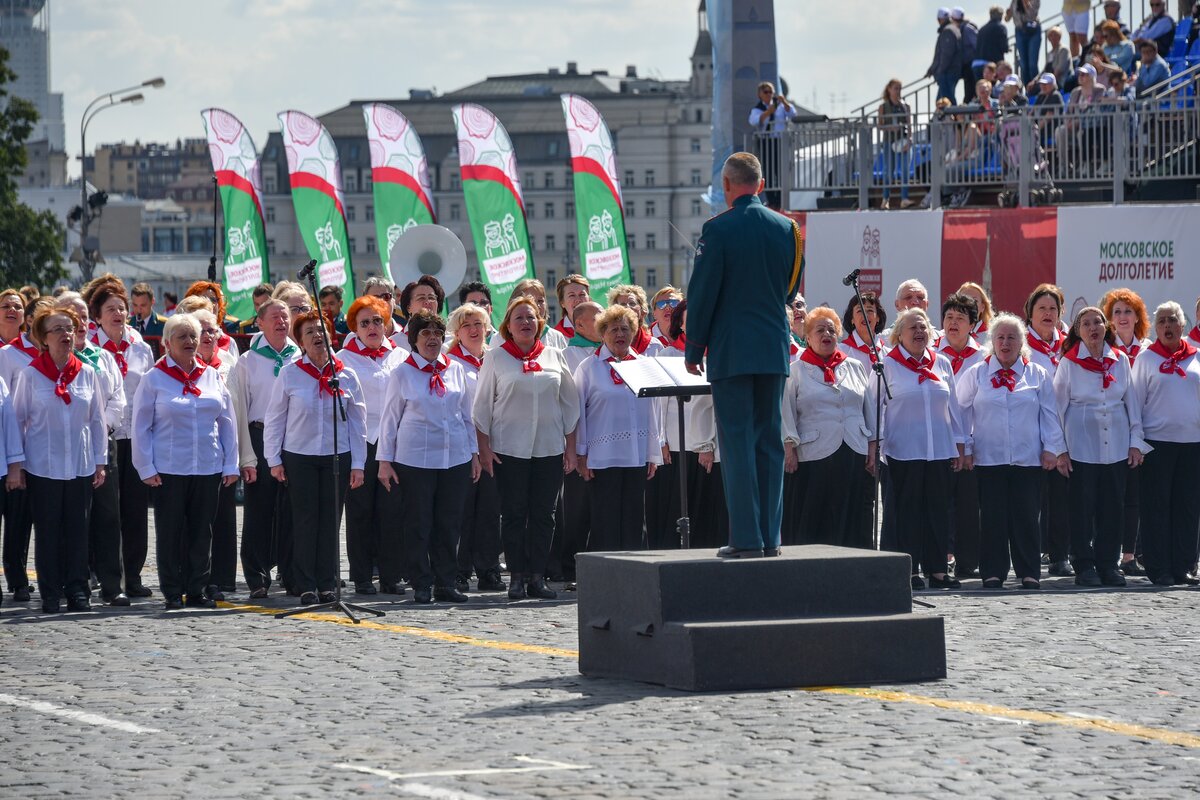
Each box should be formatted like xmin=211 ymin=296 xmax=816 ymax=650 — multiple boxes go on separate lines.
xmin=1068 ymin=459 xmax=1128 ymax=573
xmin=398 ymin=462 xmax=471 ymax=590
xmin=241 ymin=423 xmax=292 ymax=591
xmin=691 ymin=457 xmax=730 ymax=550
xmin=644 ymin=452 xmax=682 ymax=550
xmin=1121 ymin=466 xmax=1142 ymax=555
xmin=457 ymin=468 xmax=502 ymax=578
xmin=554 ymin=469 xmax=588 ymax=576
xmin=977 ymin=465 xmax=1043 ymax=581
xmin=1139 ymin=440 xmax=1200 ymax=581
xmin=781 ymin=463 xmax=807 ymax=547
xmin=495 ymin=454 xmax=562 ymax=577
xmin=1040 ymin=470 xmax=1071 ymax=562
xmin=796 ymin=444 xmax=868 ymax=548
xmin=878 ymin=462 xmax=898 ymax=552
xmin=950 ymin=468 xmax=981 ymax=574
xmin=588 ymin=466 xmax=647 ymax=552
xmin=89 ymin=436 xmax=124 ymax=597
xmin=210 ymin=480 xmax=238 ymax=590
xmin=153 ymin=473 xmax=221 ymax=600
xmin=28 ymin=474 xmax=92 ymax=602
xmin=345 ymin=441 xmax=398 ymax=586
xmin=282 ymin=450 xmax=349 ymax=594
xmin=117 ymin=438 xmax=149 ymax=591
xmin=887 ymin=458 xmax=952 ymax=577
xmin=3 ymin=484 xmax=32 ymax=592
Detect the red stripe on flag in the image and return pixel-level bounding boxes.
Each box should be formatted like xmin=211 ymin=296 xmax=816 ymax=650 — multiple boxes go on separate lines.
xmin=215 ymin=170 xmax=265 ymax=224
xmin=372 ymin=166 xmax=436 ymax=222
xmin=940 ymin=208 xmax=1058 ymax=316
xmin=570 ymin=157 xmax=622 ymax=207
xmin=289 ymin=172 xmax=346 ymax=218
xmin=460 ymin=164 xmax=525 ymax=211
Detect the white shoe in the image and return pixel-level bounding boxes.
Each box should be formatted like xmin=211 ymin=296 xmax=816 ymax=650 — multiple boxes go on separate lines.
xmin=880 ymin=198 xmax=890 ymax=210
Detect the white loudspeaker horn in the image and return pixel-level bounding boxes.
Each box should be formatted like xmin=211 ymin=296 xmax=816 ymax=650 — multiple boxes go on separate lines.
xmin=388 ymin=224 xmax=468 ymax=295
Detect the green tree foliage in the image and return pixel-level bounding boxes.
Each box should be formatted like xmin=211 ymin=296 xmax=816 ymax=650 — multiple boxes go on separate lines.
xmin=0 ymin=46 xmax=67 ymax=289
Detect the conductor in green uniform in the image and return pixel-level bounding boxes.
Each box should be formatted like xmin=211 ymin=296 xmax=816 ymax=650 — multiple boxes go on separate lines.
xmin=685 ymin=152 xmax=804 ymax=558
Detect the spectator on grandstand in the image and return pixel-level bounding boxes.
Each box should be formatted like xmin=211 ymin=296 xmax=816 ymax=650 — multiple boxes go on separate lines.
xmin=1135 ymin=40 xmax=1171 ymax=97
xmin=982 ymin=61 xmax=999 ymax=85
xmin=926 ymin=8 xmax=965 ymax=104
xmin=991 ymin=61 xmax=1015 ymax=97
xmin=1005 ymin=0 xmax=1042 ymax=85
xmin=952 ymin=8 xmax=980 ymax=103
xmin=1087 ymin=49 xmax=1124 ymax=89
xmin=977 ymin=7 xmax=1011 ymax=70
xmin=1042 ymin=25 xmax=1074 ymax=89
xmin=1190 ymin=1 xmax=1200 ymax=51
xmin=1103 ymin=0 xmax=1131 ymax=37
xmin=1062 ymin=0 xmax=1091 ymax=57
xmin=1030 ymin=73 xmax=1065 ymax=123
xmin=1106 ymin=69 xmax=1137 ymax=106
xmin=878 ymin=79 xmax=915 ymax=210
xmin=1101 ymin=20 xmax=1137 ymax=74
xmin=1131 ymin=1 xmax=1177 ymax=61
xmin=1060 ymin=64 xmax=1106 ymax=173
xmin=998 ymin=74 xmax=1029 ymax=107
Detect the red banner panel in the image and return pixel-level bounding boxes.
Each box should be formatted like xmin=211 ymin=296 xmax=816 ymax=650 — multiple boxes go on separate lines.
xmin=940 ymin=208 xmax=1058 ymax=317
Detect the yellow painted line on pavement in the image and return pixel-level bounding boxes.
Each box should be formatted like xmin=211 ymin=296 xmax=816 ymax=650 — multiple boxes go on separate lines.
xmin=808 ymin=686 xmax=1200 ymax=749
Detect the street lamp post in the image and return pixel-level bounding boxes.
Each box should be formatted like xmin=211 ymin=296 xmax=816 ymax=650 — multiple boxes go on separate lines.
xmin=77 ymin=77 xmax=166 ymax=283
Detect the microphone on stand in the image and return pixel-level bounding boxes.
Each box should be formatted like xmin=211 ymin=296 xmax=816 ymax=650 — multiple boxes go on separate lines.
xmin=842 ymin=268 xmax=861 ymax=287
xmin=297 ymin=259 xmax=318 ymax=280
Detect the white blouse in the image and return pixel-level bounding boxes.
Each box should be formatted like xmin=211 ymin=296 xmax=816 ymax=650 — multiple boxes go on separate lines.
xmin=1130 ymin=344 xmax=1200 ymax=444
xmin=782 ymin=354 xmax=874 ymax=461
xmin=563 ymin=341 xmax=597 ymax=375
xmin=13 ymin=361 xmax=107 ymax=479
xmin=1112 ymin=335 xmax=1151 ymax=366
xmin=935 ymin=336 xmax=985 ymax=377
xmin=0 ymin=334 xmax=37 ymax=390
xmin=574 ymin=347 xmax=664 ymax=470
xmin=839 ymin=330 xmax=886 ymax=374
xmin=1053 ymin=344 xmax=1150 ymax=465
xmin=78 ymin=343 xmax=127 ymax=432
xmin=956 ymin=357 xmax=1065 ymax=467
xmin=227 ymin=335 xmax=300 ymax=469
xmin=377 ymin=353 xmax=476 ymax=470
xmin=91 ymin=327 xmax=154 ymax=440
xmin=262 ymin=356 xmax=368 ymax=470
xmin=130 ymin=358 xmax=239 ymax=479
xmin=444 ymin=344 xmax=486 ymax=408
xmin=337 ymin=341 xmax=408 ymax=445
xmin=869 ymin=348 xmax=966 ymax=462
xmin=1026 ymin=328 xmax=1064 ymax=377
xmin=488 ymin=326 xmax=569 ymax=350
xmin=473 ymin=344 xmax=580 ymax=459
xmin=0 ymin=377 xmax=23 ymax=468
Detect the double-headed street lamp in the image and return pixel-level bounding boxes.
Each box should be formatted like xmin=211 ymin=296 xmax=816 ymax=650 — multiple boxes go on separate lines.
xmin=77 ymin=76 xmax=166 ymax=282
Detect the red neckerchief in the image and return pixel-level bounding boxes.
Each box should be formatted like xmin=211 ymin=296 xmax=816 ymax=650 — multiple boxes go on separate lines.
xmin=799 ymin=347 xmax=847 ymax=383
xmin=789 ymin=341 xmax=801 ymax=357
xmin=631 ymin=326 xmax=653 ymax=355
xmin=29 ymin=350 xmax=82 ymax=404
xmin=155 ymin=358 xmax=205 ymax=396
xmin=198 ymin=350 xmax=221 ymax=369
xmin=447 ymin=343 xmax=482 ymax=370
xmin=888 ymin=346 xmax=940 ymax=383
xmin=1026 ymin=330 xmax=1061 ymax=367
xmin=974 ymin=319 xmax=988 ymax=336
xmin=600 ymin=349 xmax=636 ymax=385
xmin=938 ymin=340 xmax=978 ymax=375
xmin=217 ymin=333 xmax=233 ymax=352
xmin=344 ymin=336 xmax=392 ymax=361
xmin=553 ymin=317 xmax=573 ymax=337
xmin=1063 ymin=342 xmax=1116 ymax=389
xmin=91 ymin=331 xmax=130 ymax=376
xmin=295 ymin=357 xmax=344 ymax=397
xmin=405 ymin=353 xmax=448 ymax=396
xmin=843 ymin=330 xmax=878 ymax=363
xmin=500 ymin=339 xmax=544 ymax=373
xmin=8 ymin=335 xmax=38 ymax=359
xmin=1147 ymin=339 xmax=1197 ymax=377
xmin=1188 ymin=325 xmax=1200 ymax=347
xmin=985 ymin=355 xmax=1028 ymax=391
xmin=1113 ymin=337 xmax=1142 ymax=365
xmin=671 ymin=333 xmax=687 ymax=352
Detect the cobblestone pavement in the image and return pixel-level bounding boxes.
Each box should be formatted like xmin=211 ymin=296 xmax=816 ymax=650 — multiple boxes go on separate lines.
xmin=2 ymin=510 xmax=1200 ymax=798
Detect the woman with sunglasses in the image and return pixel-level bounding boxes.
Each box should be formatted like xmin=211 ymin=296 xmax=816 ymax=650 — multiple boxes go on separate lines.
xmin=649 ymin=287 xmax=683 ymax=346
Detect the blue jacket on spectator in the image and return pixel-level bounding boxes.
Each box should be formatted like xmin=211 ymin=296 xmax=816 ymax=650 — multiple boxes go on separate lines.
xmin=1136 ymin=55 xmax=1170 ymax=96
xmin=1132 ymin=11 xmax=1176 ymax=60
xmin=928 ymin=21 xmax=964 ymax=78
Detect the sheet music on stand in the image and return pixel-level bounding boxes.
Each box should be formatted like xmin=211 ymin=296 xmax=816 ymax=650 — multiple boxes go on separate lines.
xmin=611 ymin=357 xmax=710 ymax=549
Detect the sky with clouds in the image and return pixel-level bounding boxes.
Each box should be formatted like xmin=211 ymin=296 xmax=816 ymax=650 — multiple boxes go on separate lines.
xmin=45 ymin=0 xmax=1042 ymax=173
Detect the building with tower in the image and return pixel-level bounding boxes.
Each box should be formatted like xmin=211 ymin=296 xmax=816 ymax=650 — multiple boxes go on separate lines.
xmin=1 ymin=0 xmax=66 ymax=186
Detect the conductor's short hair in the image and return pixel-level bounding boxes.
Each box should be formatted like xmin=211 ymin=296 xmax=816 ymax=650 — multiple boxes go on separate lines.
xmin=722 ymin=152 xmax=763 ymax=189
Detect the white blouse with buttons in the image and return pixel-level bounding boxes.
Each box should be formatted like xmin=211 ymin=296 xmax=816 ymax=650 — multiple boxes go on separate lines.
xmin=574 ymin=347 xmax=664 ymax=470
xmin=262 ymin=356 xmax=368 ymax=470
xmin=868 ymin=350 xmax=966 ymax=462
xmin=1052 ymin=344 xmax=1150 ymax=464
xmin=91 ymin=327 xmax=154 ymax=440
xmin=12 ymin=362 xmax=107 ymax=479
xmin=473 ymin=344 xmax=580 ymax=459
xmin=0 ymin=376 xmax=24 ymax=469
xmin=377 ymin=353 xmax=477 ymax=470
xmin=782 ymin=354 xmax=874 ymax=462
xmin=227 ymin=334 xmax=300 ymax=469
xmin=1130 ymin=344 xmax=1200 ymax=444
xmin=130 ymin=358 xmax=239 ymax=479
xmin=337 ymin=340 xmax=408 ymax=445
xmin=956 ymin=357 xmax=1065 ymax=467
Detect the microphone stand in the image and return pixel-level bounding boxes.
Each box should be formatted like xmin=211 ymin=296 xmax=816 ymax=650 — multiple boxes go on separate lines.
xmin=849 ymin=274 xmax=891 ymax=550
xmin=277 ymin=266 xmax=384 ymax=623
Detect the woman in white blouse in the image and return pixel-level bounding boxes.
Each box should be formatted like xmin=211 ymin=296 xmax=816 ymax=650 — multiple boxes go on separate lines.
xmin=1131 ymin=301 xmax=1200 ymax=586
xmin=489 ymin=279 xmax=569 ymax=350
xmin=338 ymin=295 xmax=407 ymax=596
xmin=608 ymin=284 xmax=665 ymax=357
xmin=782 ymin=308 xmax=873 ymax=548
xmin=575 ymin=304 xmax=663 ymax=552
xmin=131 ymin=314 xmax=238 ymax=610
xmin=474 ymin=297 xmax=579 ymax=601
xmin=957 ymin=314 xmax=1066 ymax=589
xmin=9 ymin=307 xmax=105 ymax=613
xmin=867 ymin=308 xmax=966 ymax=590
xmin=0 ymin=290 xmax=36 ymax=603
xmin=957 ymin=282 xmax=994 ymax=345
xmin=446 ymin=303 xmax=506 ymax=593
xmin=1054 ymin=306 xmax=1150 ymax=588
xmin=264 ymin=310 xmax=367 ymax=606
xmin=377 ymin=312 xmax=479 ymax=603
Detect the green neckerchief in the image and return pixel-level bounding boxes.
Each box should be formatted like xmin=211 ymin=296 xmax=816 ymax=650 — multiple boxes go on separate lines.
xmin=568 ymin=332 xmax=601 ymax=348
xmin=792 ymin=333 xmax=806 ymax=348
xmin=75 ymin=341 xmax=103 ymax=369
xmin=251 ymin=339 xmax=298 ymax=376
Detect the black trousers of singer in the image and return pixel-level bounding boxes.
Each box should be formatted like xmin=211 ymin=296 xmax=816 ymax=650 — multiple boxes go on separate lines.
xmin=781 ymin=462 xmax=808 ymax=547
xmin=3 ymin=483 xmax=32 ymax=593
xmin=241 ymin=423 xmax=292 ymax=592
xmin=796 ymin=444 xmax=870 ymax=548
xmin=644 ymin=450 xmax=682 ymax=550
xmin=588 ymin=466 xmax=647 ymax=552
xmin=282 ymin=450 xmax=349 ymax=595
xmin=976 ymin=465 xmax=1043 ymax=582
xmin=211 ymin=480 xmax=238 ymax=591
xmin=1040 ymin=470 xmax=1071 ymax=563
xmin=1121 ymin=466 xmax=1142 ymax=556
xmin=1068 ymin=459 xmax=1128 ymax=574
xmin=89 ymin=436 xmax=124 ymax=598
xmin=28 ymin=474 xmax=92 ymax=603
xmin=691 ymin=457 xmax=730 ymax=550
xmin=950 ymin=468 xmax=981 ymax=575
xmin=398 ymin=461 xmax=472 ymax=590
xmin=117 ymin=438 xmax=149 ymax=592
xmin=457 ymin=468 xmax=502 ymax=580
xmin=153 ymin=474 xmax=221 ymax=601
xmin=1139 ymin=440 xmax=1200 ymax=581
xmin=345 ymin=441 xmax=403 ymax=587
xmin=887 ymin=458 xmax=952 ymax=577
xmin=495 ymin=454 xmax=562 ymax=578
xmin=555 ymin=470 xmax=590 ymax=578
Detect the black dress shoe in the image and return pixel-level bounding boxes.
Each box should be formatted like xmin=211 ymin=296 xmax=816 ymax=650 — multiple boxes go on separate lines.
xmin=929 ymin=575 xmax=961 ymax=589
xmin=716 ymin=546 xmax=764 ymax=559
xmin=911 ymin=575 xmax=926 ymax=590
xmin=185 ymin=595 xmax=216 ymax=609
xmin=1020 ymin=578 xmax=1041 ymax=590
xmin=379 ymin=582 xmax=404 ymax=595
xmin=1048 ymin=560 xmax=1074 ymax=577
xmin=526 ymin=576 xmax=557 ymax=600
xmin=1175 ymin=574 xmax=1200 ymax=586
xmin=165 ymin=597 xmax=184 ymax=610
xmin=104 ymin=593 xmax=131 ymax=607
xmin=1120 ymin=559 xmax=1145 ymax=576
xmin=299 ymin=592 xmax=319 ymax=606
xmin=508 ymin=576 xmax=527 ymax=600
xmin=981 ymin=578 xmax=1004 ymax=589
xmin=13 ymin=586 xmax=31 ymax=602
xmin=354 ymin=583 xmax=378 ymax=595
xmin=1075 ymin=566 xmax=1102 ymax=587
xmin=434 ymin=587 xmax=469 ymax=603
xmin=454 ymin=574 xmax=470 ymax=593
xmin=1151 ymin=573 xmax=1175 ymax=586
xmin=763 ymin=547 xmax=781 ymax=557
xmin=127 ymin=584 xmax=153 ymax=598
xmin=413 ymin=587 xmax=433 ymax=604
xmin=318 ymin=591 xmax=335 ymax=603
xmin=477 ymin=570 xmax=507 ymax=591
xmin=1100 ymin=570 xmax=1127 ymax=587
xmin=42 ymin=598 xmax=60 ymax=613
xmin=67 ymin=595 xmax=91 ymax=612
xmin=218 ymin=585 xmax=237 ymax=594
xmin=248 ymin=587 xmax=268 ymax=599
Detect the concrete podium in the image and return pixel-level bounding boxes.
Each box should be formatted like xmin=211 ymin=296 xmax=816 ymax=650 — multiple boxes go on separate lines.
xmin=576 ymin=546 xmax=946 ymax=691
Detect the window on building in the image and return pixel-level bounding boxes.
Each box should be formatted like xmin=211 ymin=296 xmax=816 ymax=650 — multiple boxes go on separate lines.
xmin=346 ymin=205 xmax=356 ymax=222
xmin=695 ymin=108 xmax=704 ymax=123
xmin=645 ymin=170 xmax=655 ymax=187
xmin=449 ymin=173 xmax=460 ymax=190
xmin=544 ymin=171 xmax=554 ymax=188
xmin=450 ymin=203 xmax=461 ymax=221
xmin=265 ymin=206 xmax=276 ymax=223
xmin=363 ymin=171 xmax=372 ymax=190
xmin=545 ymin=234 xmax=556 ymax=251
xmin=645 ymin=200 xmax=656 ymax=217
xmin=527 ymin=204 xmax=535 ymax=219
xmin=544 ymin=202 xmax=555 ymax=219
xmin=624 ymin=202 xmax=634 ymax=218
xmin=367 ymin=237 xmax=376 ymax=254
xmin=264 ymin=175 xmax=277 ymax=194
xmin=691 ymin=169 xmax=702 ymax=186
xmin=348 ymin=237 xmax=357 ymax=253
xmin=141 ymin=229 xmax=149 ymax=251
xmin=525 ymin=172 xmax=534 ymax=189
xmin=646 ymin=233 xmax=657 ymax=250
xmin=627 ymin=234 xmax=636 ymax=250
xmin=566 ymin=172 xmax=573 ymax=189
xmin=547 ymin=270 xmax=558 ymax=292
xmin=623 ymin=169 xmax=634 ymax=187
xmin=566 ymin=233 xmax=575 ymax=253
xmin=187 ymin=228 xmax=211 ymax=253
xmin=565 ymin=201 xmax=574 ymax=218
xmin=692 ymin=199 xmax=704 ymax=216
xmin=366 ymin=205 xmax=374 ymax=221
xmin=345 ymin=172 xmax=358 ymax=193
xmin=267 ymin=238 xmax=277 ymax=255
xmin=690 ymin=138 xmax=701 ymax=153
xmin=647 ymin=268 xmax=658 ymax=289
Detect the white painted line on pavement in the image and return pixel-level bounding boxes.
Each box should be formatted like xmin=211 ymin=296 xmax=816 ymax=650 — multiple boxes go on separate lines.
xmin=0 ymin=692 xmax=162 ymax=734
xmin=336 ymin=755 xmax=592 ymax=782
